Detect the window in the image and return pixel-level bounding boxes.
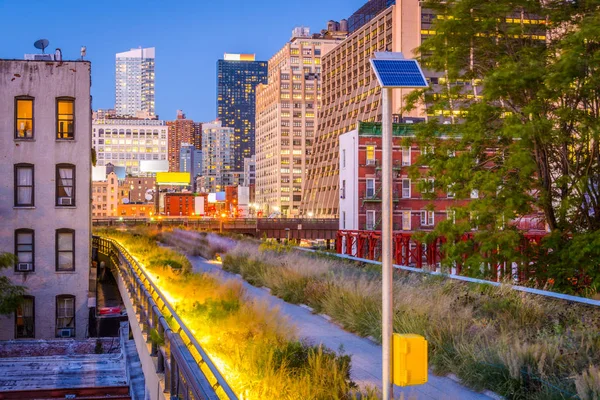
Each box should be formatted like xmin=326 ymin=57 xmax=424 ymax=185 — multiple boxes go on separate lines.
xmin=56 ymin=98 xmax=75 ymax=139
xmin=447 ymin=209 xmax=456 ymax=224
xmin=15 ymin=296 xmax=34 ymax=339
xmin=56 ymin=295 xmax=75 ymax=337
xmin=15 ymin=97 xmax=34 ymax=139
xmin=366 ymin=178 xmax=375 ymax=198
xmin=15 ymin=229 xmax=34 ymax=272
xmin=341 ymin=180 xmax=346 ymax=199
xmin=342 ymin=211 xmax=346 ymax=229
xmin=56 ymin=164 xmax=75 ymax=206
xmin=402 ymin=179 xmax=411 ymax=198
xmin=422 ymin=178 xmax=435 ymax=194
xmin=56 ymin=229 xmax=75 ymax=271
xmin=421 ymin=211 xmax=435 ymax=226
xmin=14 ymin=164 xmax=34 ymax=207
xmin=366 ymin=145 xmax=375 ymax=165
xmin=402 ymin=147 xmax=411 ymax=166
xmin=402 ymin=211 xmax=412 ymax=231
xmin=366 ymin=210 xmax=376 ymax=230
xmin=470 ymin=189 xmax=479 ymax=199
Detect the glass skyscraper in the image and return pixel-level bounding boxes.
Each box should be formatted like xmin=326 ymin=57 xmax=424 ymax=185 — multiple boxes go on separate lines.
xmin=115 ymin=47 xmax=155 ymax=117
xmin=216 ymin=54 xmax=267 ymax=171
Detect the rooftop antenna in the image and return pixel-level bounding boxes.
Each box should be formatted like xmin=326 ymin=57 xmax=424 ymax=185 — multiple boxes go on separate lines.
xmin=34 ymin=39 xmax=49 ymax=54
xmin=80 ymin=46 xmax=87 ymax=60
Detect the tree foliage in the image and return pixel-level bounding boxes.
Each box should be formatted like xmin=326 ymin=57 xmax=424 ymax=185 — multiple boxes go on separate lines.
xmin=405 ymin=0 xmax=600 ymax=292
xmin=0 ymin=253 xmax=26 ymax=314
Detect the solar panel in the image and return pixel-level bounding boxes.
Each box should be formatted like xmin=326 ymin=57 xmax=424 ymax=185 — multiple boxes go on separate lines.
xmin=370 ymin=59 xmax=428 ymax=88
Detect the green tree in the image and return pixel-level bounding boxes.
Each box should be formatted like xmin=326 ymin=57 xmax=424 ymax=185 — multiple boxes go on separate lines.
xmin=405 ymin=0 xmax=600 ymax=292
xmin=0 ymin=253 xmax=26 ymax=314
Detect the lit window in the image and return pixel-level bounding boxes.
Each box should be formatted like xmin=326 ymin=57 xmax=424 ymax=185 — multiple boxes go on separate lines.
xmin=15 ymin=296 xmax=35 ymax=338
xmin=56 ymin=98 xmax=75 ymax=140
xmin=15 ymin=97 xmax=34 ymax=139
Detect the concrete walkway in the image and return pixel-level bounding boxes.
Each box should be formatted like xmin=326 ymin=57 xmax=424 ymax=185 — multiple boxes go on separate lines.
xmin=187 ymin=254 xmax=493 ymax=400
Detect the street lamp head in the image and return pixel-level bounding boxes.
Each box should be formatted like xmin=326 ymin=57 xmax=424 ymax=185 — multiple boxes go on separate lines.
xmin=308 ymin=212 xmax=314 ymax=218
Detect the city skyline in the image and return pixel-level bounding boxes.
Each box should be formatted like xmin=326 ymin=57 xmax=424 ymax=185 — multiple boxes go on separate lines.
xmin=0 ymin=0 xmax=364 ymax=122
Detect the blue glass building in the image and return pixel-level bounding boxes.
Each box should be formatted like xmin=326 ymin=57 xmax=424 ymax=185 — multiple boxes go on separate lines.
xmin=216 ymin=54 xmax=268 ymax=171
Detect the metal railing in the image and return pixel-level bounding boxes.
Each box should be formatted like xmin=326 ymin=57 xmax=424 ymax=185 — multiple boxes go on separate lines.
xmin=93 ymin=236 xmax=237 ymax=400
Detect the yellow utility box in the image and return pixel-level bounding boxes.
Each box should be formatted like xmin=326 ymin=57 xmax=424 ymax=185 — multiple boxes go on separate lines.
xmin=392 ymin=333 xmax=428 ymax=387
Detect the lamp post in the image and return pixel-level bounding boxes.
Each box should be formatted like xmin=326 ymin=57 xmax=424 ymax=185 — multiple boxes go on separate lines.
xmin=369 ymin=52 xmax=428 ymax=400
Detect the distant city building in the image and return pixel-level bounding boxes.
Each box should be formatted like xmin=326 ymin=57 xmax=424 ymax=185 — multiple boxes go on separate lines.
xmin=117 ymin=203 xmax=154 ymax=217
xmin=93 ymin=118 xmax=168 ymax=175
xmin=200 ymin=120 xmax=238 ymax=193
xmin=0 ymin=59 xmax=92 ymax=339
xmin=118 ymin=176 xmax=156 ymax=205
xmin=302 ymin=0 xmax=426 ymax=218
xmin=243 ymin=155 xmax=256 ymax=187
xmin=217 ymin=53 xmax=268 ymax=170
xmin=115 ymin=47 xmax=155 ymax=117
xmin=167 ymin=110 xmax=201 ymax=172
xmin=180 ymin=143 xmax=203 ymax=191
xmin=92 ymin=171 xmax=119 ymax=218
xmin=164 ymin=193 xmax=196 ymax=216
xmin=255 ymin=27 xmax=344 ymax=216
xmin=93 ymin=108 xmax=117 ymax=120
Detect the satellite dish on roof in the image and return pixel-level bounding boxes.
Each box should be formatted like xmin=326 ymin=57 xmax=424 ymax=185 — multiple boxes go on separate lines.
xmin=122 ymin=198 xmax=130 ymax=204
xmin=34 ymin=39 xmax=49 ymax=54
xmin=145 ymin=194 xmax=153 ymax=201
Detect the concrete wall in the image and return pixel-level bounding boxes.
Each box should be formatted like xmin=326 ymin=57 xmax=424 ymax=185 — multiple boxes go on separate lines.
xmin=339 ymin=130 xmax=358 ymax=230
xmin=0 ymin=60 xmax=92 ymax=340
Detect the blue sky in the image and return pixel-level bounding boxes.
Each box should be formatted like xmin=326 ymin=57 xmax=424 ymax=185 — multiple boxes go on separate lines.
xmin=0 ymin=0 xmax=363 ymax=121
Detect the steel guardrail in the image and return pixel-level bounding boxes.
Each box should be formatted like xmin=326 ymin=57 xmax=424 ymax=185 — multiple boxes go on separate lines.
xmin=93 ymin=236 xmax=238 ymax=400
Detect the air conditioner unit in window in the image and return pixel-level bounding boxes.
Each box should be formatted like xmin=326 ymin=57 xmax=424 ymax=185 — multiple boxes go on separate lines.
xmin=59 ymin=197 xmax=73 ymax=206
xmin=366 ymin=159 xmax=376 ymax=166
xmin=17 ymin=263 xmax=33 ymax=272
xmin=59 ymin=328 xmax=74 ymax=338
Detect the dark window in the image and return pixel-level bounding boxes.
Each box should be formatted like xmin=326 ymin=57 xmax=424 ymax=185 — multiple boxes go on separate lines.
xmin=56 ymin=98 xmax=74 ymax=140
xmin=56 ymin=295 xmax=75 ymax=337
xmin=15 ymin=229 xmax=34 ymax=272
xmin=15 ymin=97 xmax=34 ymax=139
xmin=15 ymin=296 xmax=35 ymax=339
xmin=56 ymin=229 xmax=75 ymax=271
xmin=14 ymin=164 xmax=34 ymax=206
xmin=56 ymin=164 xmax=75 ymax=206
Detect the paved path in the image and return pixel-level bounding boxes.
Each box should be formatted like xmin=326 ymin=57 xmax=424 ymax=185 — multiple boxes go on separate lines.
xmin=188 ymin=254 xmax=492 ymax=400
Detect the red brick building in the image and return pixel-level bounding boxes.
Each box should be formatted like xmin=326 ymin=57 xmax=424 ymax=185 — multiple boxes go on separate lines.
xmin=164 ymin=193 xmax=196 ymax=216
xmin=166 ymin=110 xmax=201 ymax=172
xmin=338 ymin=122 xmax=468 ymax=231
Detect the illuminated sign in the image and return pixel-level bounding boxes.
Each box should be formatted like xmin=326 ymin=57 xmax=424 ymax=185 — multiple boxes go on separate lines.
xmin=156 ymin=172 xmax=190 ymax=186
xmin=208 ymin=193 xmax=217 ymax=203
xmin=224 ymin=53 xmax=255 ymax=61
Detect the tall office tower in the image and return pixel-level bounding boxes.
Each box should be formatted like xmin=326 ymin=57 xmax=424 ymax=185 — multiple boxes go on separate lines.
xmin=0 ymin=59 xmax=92 ymax=339
xmin=167 ymin=110 xmax=202 ymax=172
xmin=115 ymin=47 xmax=155 ymax=117
xmin=200 ymin=120 xmax=235 ymax=193
xmin=216 ymin=53 xmax=268 ymax=171
xmin=301 ymin=0 xmax=426 ymax=218
xmin=255 ymin=27 xmax=345 ymax=217
xmin=93 ymin=118 xmax=168 ymax=175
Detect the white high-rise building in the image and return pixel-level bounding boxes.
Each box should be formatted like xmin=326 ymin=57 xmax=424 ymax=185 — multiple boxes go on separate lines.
xmin=93 ymin=118 xmax=168 ymax=175
xmin=200 ymin=120 xmax=235 ymax=193
xmin=115 ymin=47 xmax=155 ymax=117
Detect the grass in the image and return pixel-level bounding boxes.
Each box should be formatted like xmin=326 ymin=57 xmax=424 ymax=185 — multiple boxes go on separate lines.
xmin=95 ymin=227 xmax=375 ymax=400
xmin=201 ymin=235 xmax=600 ymax=400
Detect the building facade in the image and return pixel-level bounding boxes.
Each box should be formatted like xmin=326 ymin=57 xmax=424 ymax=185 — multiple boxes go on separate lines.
xmin=0 ymin=59 xmax=92 ymax=339
xmin=180 ymin=143 xmax=203 ymax=191
xmin=243 ymin=156 xmax=256 ymax=187
xmin=339 ymin=122 xmax=462 ymax=232
xmin=217 ymin=54 xmax=268 ymax=170
xmin=115 ymin=47 xmax=155 ymax=117
xmin=167 ymin=110 xmax=201 ymax=172
xmin=92 ymin=172 xmax=119 ymax=218
xmin=93 ymin=118 xmax=168 ymax=175
xmin=255 ymin=28 xmax=345 ymax=217
xmin=118 ymin=176 xmax=156 ymax=205
xmin=164 ymin=193 xmax=196 ymax=216
xmin=301 ymin=1 xmax=425 ymax=218
xmin=200 ymin=120 xmax=238 ymax=193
